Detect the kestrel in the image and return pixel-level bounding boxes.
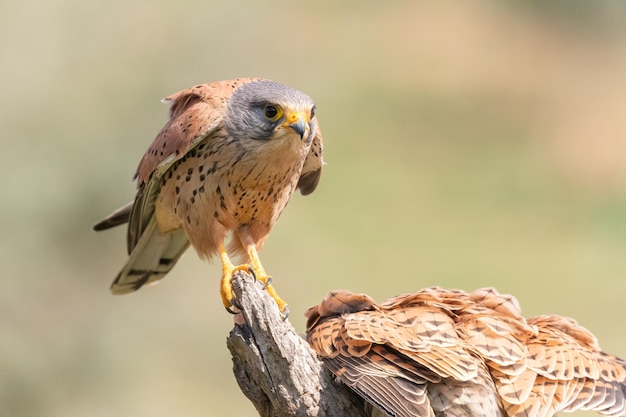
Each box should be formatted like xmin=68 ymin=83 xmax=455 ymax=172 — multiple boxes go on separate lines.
xmin=306 ymin=287 xmax=626 ymax=417
xmin=94 ymin=78 xmax=323 ymax=314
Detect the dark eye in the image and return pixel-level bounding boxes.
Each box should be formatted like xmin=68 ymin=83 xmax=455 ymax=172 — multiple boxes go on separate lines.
xmin=310 ymin=106 xmax=316 ymax=119
xmin=264 ymin=105 xmax=282 ymax=120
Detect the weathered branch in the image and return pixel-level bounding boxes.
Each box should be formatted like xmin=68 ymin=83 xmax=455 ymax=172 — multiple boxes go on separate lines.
xmin=226 ymin=271 xmax=369 ymax=417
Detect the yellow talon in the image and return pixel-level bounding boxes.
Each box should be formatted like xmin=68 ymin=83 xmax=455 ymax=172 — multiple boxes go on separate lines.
xmin=219 ymin=243 xmax=246 ymax=312
xmin=245 ymin=244 xmax=288 ymax=315
xmin=218 ymin=242 xmax=288 ymax=315
xmin=220 ymin=264 xmax=252 ymax=313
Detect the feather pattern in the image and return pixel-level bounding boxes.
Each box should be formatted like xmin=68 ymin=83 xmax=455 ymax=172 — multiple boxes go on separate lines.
xmin=306 ymin=287 xmax=626 ymax=417
xmin=94 ymin=79 xmax=324 ymax=300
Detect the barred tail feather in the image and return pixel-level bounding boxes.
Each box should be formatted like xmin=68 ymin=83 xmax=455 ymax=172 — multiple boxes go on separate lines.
xmin=110 ymin=217 xmax=190 ymax=294
xmin=93 ymin=202 xmax=134 ymax=231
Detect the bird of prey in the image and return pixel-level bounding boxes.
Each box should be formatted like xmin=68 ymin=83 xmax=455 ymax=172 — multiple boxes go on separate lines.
xmin=306 ymin=287 xmax=626 ymax=417
xmin=94 ymin=78 xmax=323 ymax=314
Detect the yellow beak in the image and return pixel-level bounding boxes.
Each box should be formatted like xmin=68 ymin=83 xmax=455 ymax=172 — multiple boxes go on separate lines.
xmin=283 ymin=111 xmax=309 ymax=139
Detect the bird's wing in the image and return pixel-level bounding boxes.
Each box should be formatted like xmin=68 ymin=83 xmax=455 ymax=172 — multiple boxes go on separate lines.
xmin=306 ymin=289 xmax=485 ymax=417
xmin=127 ymin=78 xmax=259 ymax=253
xmin=308 ymin=287 xmax=626 ymax=417
xmin=463 ymin=288 xmax=626 ymax=417
xmin=521 ymin=315 xmax=626 ymax=416
xmin=306 ymin=300 xmax=434 ymax=417
xmin=297 ymin=118 xmax=323 ymax=196
xmin=326 ymin=349 xmax=433 ymax=417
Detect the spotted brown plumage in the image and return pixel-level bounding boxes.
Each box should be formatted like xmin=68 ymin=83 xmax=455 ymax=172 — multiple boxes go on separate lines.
xmin=94 ymin=78 xmax=323 ymax=314
xmin=305 ymin=287 xmax=626 ymax=417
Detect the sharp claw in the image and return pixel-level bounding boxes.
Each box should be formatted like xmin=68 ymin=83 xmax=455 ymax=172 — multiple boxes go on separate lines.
xmin=281 ymin=305 xmax=290 ymax=320
xmin=230 ymin=297 xmax=243 ymax=311
xmin=262 ymin=276 xmax=273 ymax=289
xmin=246 ymin=266 xmax=256 ymax=280
xmin=225 ymin=305 xmax=239 ymax=315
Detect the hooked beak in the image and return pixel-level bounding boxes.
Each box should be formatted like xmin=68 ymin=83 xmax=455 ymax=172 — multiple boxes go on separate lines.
xmin=283 ymin=111 xmax=309 ymax=140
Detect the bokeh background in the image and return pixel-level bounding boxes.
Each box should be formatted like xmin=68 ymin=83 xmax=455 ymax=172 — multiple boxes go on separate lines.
xmin=2 ymin=1 xmax=626 ymax=416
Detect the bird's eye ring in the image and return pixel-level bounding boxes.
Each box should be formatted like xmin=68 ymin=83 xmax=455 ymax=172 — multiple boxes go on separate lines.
xmin=263 ymin=105 xmax=282 ymax=121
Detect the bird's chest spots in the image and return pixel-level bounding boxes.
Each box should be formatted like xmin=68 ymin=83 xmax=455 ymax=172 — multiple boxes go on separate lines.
xmin=158 ymin=135 xmax=308 ymax=229
xmin=229 ymin=166 xmax=298 ymax=223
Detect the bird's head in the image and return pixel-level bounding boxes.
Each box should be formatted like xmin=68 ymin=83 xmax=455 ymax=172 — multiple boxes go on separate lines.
xmin=225 ymin=80 xmax=317 ymax=143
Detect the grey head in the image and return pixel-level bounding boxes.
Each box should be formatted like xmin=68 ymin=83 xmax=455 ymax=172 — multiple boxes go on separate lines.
xmin=224 ymin=80 xmax=316 ymax=141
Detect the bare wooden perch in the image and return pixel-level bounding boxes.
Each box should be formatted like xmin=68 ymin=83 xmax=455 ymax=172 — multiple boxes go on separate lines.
xmin=226 ymin=271 xmax=370 ymax=417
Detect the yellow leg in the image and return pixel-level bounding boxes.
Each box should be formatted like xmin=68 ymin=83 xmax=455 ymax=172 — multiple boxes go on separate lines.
xmin=246 ymin=244 xmax=288 ymax=315
xmin=218 ymin=242 xmax=288 ymax=316
xmin=218 ymin=242 xmax=250 ymax=312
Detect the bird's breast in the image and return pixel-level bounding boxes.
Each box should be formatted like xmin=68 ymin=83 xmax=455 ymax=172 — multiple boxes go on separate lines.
xmin=155 ymin=131 xmax=310 ymax=250
xmin=221 ymin=136 xmax=310 ymax=225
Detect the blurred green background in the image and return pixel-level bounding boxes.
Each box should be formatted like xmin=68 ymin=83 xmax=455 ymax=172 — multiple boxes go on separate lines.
xmin=2 ymin=1 xmax=626 ymax=416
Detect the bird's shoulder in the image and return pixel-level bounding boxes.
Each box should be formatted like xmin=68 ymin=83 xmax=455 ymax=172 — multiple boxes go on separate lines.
xmin=135 ymin=78 xmax=262 ymax=185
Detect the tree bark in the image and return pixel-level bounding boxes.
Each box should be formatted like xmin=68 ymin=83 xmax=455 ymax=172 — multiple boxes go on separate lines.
xmin=226 ymin=271 xmax=369 ymax=417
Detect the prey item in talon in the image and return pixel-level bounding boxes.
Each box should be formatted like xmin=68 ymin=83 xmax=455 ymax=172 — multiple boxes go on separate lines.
xmin=94 ymin=78 xmax=323 ymax=314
